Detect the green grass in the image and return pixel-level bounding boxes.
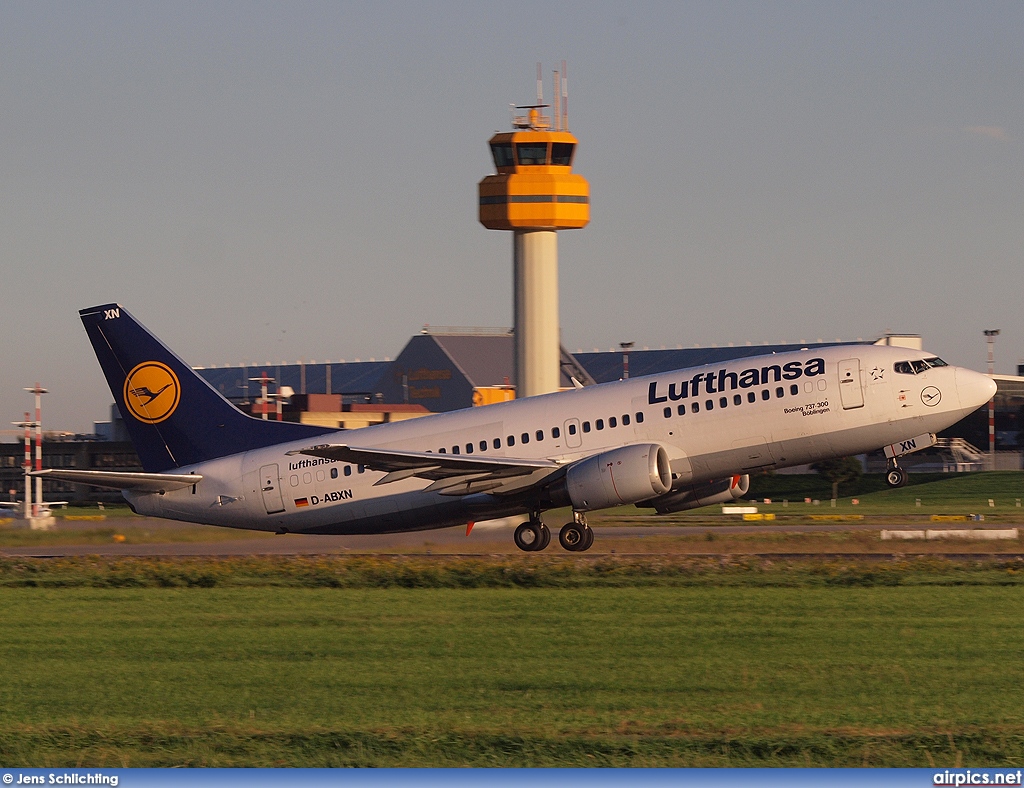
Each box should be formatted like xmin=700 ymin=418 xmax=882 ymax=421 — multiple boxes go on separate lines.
xmin=0 ymin=524 xmax=274 ymax=548
xmin=747 ymin=471 xmax=1024 ymax=513
xmin=581 ymin=472 xmax=1024 ymax=524
xmin=1 ymin=567 xmax=1024 ymax=766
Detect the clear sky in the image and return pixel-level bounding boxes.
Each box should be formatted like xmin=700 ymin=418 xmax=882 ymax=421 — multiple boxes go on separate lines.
xmin=2 ymin=1 xmax=1022 ymax=435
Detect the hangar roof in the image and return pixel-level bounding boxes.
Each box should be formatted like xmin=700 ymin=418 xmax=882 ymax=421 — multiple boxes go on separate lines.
xmin=573 ymin=341 xmax=871 ymax=384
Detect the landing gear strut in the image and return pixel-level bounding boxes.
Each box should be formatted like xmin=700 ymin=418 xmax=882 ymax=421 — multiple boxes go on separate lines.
xmin=513 ymin=514 xmax=551 ymax=552
xmin=558 ymin=511 xmax=594 ymax=552
xmin=885 ymin=459 xmax=908 ymax=488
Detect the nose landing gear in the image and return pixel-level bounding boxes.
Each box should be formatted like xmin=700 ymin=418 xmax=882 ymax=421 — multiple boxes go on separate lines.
xmin=885 ymin=459 xmax=908 ymax=488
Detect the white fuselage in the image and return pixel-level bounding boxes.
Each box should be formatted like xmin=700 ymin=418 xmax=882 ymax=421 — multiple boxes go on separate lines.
xmin=126 ymin=345 xmax=993 ymax=534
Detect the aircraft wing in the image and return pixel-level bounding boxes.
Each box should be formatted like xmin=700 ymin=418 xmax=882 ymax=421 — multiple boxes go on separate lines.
xmin=287 ymin=444 xmax=563 ymax=496
xmin=29 ymin=469 xmax=203 ymax=493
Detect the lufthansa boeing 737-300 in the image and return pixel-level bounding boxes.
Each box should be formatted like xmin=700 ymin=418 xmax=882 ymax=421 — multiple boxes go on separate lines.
xmin=34 ymin=305 xmax=995 ymax=551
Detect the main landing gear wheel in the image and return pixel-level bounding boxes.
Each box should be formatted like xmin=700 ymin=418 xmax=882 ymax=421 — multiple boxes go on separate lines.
xmin=559 ymin=523 xmax=594 ymax=552
xmin=886 ymin=466 xmax=908 ymax=488
xmin=514 ymin=521 xmax=550 ymax=552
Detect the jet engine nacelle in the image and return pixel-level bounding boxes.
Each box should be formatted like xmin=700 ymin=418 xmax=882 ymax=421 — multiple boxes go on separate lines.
xmin=639 ymin=474 xmax=750 ymax=514
xmin=565 ymin=443 xmax=672 ymax=511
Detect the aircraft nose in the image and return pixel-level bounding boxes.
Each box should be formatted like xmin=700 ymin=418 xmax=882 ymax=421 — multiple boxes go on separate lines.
xmin=955 ymin=368 xmax=997 ymax=414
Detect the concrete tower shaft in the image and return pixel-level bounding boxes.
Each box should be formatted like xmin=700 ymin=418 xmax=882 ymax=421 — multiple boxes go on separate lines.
xmin=478 ymin=92 xmax=589 ymax=398
xmin=513 ymin=230 xmax=560 ymax=396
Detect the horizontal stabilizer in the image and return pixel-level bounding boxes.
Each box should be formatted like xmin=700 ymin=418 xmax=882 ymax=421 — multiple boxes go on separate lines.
xmin=30 ymin=469 xmax=202 ymax=492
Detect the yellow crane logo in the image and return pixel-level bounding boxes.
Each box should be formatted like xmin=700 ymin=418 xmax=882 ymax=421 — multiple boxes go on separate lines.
xmin=123 ymin=362 xmax=181 ymax=424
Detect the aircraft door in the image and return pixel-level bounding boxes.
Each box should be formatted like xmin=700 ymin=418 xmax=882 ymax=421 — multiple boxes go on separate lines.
xmin=259 ymin=464 xmax=286 ymax=514
xmin=838 ymin=359 xmax=865 ymax=409
xmin=564 ymin=419 xmax=583 ymax=449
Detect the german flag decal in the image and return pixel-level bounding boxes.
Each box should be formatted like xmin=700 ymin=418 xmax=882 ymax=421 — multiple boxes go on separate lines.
xmin=294 ymin=498 xmax=309 ymax=508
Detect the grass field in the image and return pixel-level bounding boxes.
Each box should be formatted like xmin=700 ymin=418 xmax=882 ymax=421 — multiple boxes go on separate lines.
xmin=580 ymin=471 xmax=1024 ymax=525
xmin=1 ymin=557 xmax=1023 ymax=767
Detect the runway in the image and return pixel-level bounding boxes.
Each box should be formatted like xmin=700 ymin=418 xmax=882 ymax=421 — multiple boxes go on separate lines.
xmin=2 ymin=516 xmax=1021 ymax=557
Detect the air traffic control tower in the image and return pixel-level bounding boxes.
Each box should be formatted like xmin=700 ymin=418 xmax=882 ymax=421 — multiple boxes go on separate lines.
xmin=479 ymin=65 xmax=589 ymax=397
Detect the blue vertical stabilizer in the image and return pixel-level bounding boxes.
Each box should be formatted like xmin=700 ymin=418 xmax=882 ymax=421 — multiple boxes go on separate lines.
xmin=80 ymin=304 xmax=333 ymax=471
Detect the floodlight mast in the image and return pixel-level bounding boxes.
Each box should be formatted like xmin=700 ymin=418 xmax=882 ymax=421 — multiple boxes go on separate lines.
xmin=984 ymin=330 xmax=1000 ymax=468
xmin=25 ymin=383 xmax=47 ymax=518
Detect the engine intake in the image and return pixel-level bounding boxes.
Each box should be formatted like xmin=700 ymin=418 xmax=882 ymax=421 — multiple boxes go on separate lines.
xmin=565 ymin=443 xmax=672 ymax=511
xmin=639 ymin=474 xmax=750 ymax=514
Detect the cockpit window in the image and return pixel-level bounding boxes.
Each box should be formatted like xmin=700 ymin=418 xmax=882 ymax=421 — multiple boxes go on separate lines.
xmin=895 ymin=357 xmax=949 ymax=375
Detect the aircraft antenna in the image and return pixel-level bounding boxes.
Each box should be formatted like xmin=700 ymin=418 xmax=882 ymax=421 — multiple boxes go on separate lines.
xmin=553 ymin=67 xmax=560 ymax=131
xmin=561 ymin=60 xmax=568 ymax=131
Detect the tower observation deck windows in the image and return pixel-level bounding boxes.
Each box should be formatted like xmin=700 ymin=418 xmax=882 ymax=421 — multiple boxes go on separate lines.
xmin=490 ymin=143 xmax=514 ymax=168
xmin=550 ymin=142 xmax=575 ymax=166
xmin=515 ymin=143 xmax=548 ymax=165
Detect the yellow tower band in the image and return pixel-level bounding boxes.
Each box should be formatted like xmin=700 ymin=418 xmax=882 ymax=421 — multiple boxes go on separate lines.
xmin=479 ymin=130 xmax=589 ymax=230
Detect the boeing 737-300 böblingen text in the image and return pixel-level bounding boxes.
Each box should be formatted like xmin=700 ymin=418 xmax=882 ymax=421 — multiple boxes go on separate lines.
xmin=34 ymin=305 xmax=995 ymax=552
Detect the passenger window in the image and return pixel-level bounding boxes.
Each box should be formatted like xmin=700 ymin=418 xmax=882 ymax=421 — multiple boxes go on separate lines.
xmin=720 ymin=397 xmax=728 ymax=408
xmin=552 ymin=427 xmax=561 ymax=438
xmin=567 ymin=424 xmax=577 ymax=435
xmin=465 ymin=443 xmax=473 ymax=454
xmin=663 ymin=407 xmax=671 ymax=419
xmin=747 ymin=392 xmax=756 ymax=403
xmin=762 ymin=390 xmax=770 ymax=401
xmin=622 ymin=414 xmax=630 ymax=426
xmin=790 ymin=384 xmax=799 ymax=395
xmin=480 ymin=440 xmax=488 ymax=452
xmin=345 ymin=465 xmax=352 ymax=476
xmin=733 ymin=394 xmax=742 ymax=406
xmin=583 ymin=422 xmax=591 ymax=433
xmin=494 ymin=438 xmax=501 ymax=449
xmin=507 ymin=435 xmax=515 ymax=446
xmin=775 ymin=387 xmax=784 ymax=398
xmin=706 ymin=400 xmax=714 ymax=411
xmin=439 ymin=448 xmax=446 ymax=454
xmin=596 ymin=419 xmax=605 ymax=430
xmin=536 ymin=430 xmax=544 ymax=441
xmin=331 ymin=467 xmax=338 ymax=479
xmin=290 ymin=475 xmax=299 ymax=487
xmin=691 ymin=401 xmax=699 ymax=413
xmin=452 ymin=446 xmax=460 ymax=454
xmin=521 ymin=433 xmax=530 ymax=444
xmin=635 ymin=412 xmax=644 ymax=423
xmin=609 ymin=416 xmax=617 ymax=428
xmin=358 ymin=465 xmax=365 ymax=474
xmin=677 ymin=404 xmax=686 ymax=416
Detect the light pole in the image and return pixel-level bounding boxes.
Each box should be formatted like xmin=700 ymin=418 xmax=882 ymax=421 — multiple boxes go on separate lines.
xmin=24 ymin=383 xmax=47 ymax=517
xmin=620 ymin=342 xmax=634 ymax=380
xmin=984 ymin=329 xmax=1000 ymax=470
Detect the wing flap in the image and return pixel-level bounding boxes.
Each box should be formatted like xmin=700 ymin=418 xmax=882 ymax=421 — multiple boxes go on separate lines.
xmin=287 ymin=443 xmax=562 ymax=495
xmin=30 ymin=469 xmax=202 ymax=492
